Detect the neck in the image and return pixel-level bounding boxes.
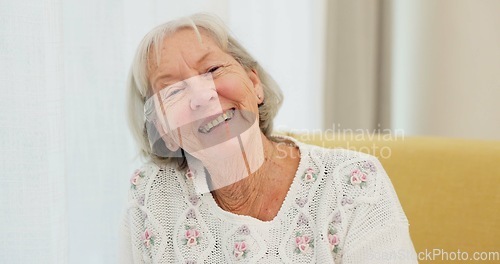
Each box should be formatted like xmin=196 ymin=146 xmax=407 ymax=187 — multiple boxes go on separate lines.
xmin=210 ymin=135 xmax=299 ymax=220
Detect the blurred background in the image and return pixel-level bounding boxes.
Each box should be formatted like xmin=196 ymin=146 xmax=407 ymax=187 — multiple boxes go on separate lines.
xmin=1 ymin=0 xmax=499 ymax=263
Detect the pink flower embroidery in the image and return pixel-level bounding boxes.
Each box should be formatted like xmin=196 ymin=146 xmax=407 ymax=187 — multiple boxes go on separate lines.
xmin=185 ymin=228 xmax=200 ymax=239
xmin=183 ymin=226 xmax=201 ymax=247
xmin=233 ymin=241 xmax=248 ymax=260
xmin=295 ymin=235 xmax=311 ymax=245
xmin=141 ymin=229 xmax=154 ymax=248
xmin=350 ymin=174 xmax=361 ymax=185
xmin=349 ymin=169 xmax=368 ymax=188
xmin=234 ymin=250 xmax=244 ymax=260
xmin=303 ymin=168 xmax=317 ymax=183
xmin=298 ymin=243 xmax=310 ymax=253
xmin=360 ymin=173 xmax=367 ymax=182
xmin=130 ymin=175 xmax=139 ymax=185
xmin=328 ymin=228 xmax=340 ymax=253
xmin=185 ymin=169 xmax=195 ymax=180
xmin=235 ymin=241 xmax=248 ymax=252
xmin=294 ymin=232 xmax=314 ymax=254
xmin=130 ymin=170 xmax=144 ymax=189
xmin=186 ymin=237 xmax=197 ymax=247
xmin=328 ymin=234 xmax=339 ymax=247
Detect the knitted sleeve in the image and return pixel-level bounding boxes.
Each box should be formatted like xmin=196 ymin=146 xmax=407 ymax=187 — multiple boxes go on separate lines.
xmin=118 ymin=163 xmax=160 ymax=264
xmin=335 ymin=155 xmax=418 ymax=264
xmin=118 ymin=206 xmax=135 ymax=264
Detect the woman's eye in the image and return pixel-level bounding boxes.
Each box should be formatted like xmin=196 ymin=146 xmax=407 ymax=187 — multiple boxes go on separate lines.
xmin=164 ymin=87 xmax=184 ymax=100
xmin=168 ymin=89 xmax=182 ymax=97
xmin=207 ymin=65 xmax=222 ymax=73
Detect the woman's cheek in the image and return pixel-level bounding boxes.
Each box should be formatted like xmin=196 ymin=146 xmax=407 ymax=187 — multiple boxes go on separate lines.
xmin=165 ymin=102 xmax=193 ymax=129
xmin=214 ymin=75 xmax=250 ymax=100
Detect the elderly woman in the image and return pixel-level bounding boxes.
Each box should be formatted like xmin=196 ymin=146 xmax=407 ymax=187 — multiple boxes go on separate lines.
xmin=121 ymin=13 xmax=417 ymax=263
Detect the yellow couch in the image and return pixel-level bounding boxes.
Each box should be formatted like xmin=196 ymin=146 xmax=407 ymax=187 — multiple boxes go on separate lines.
xmin=288 ymin=133 xmax=500 ymax=263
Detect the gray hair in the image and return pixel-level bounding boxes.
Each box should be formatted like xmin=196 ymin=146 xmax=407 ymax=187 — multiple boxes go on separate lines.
xmin=126 ymin=13 xmax=283 ymax=166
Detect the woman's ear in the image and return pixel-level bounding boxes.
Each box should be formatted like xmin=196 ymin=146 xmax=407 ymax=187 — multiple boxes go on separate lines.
xmin=247 ymin=68 xmax=264 ymax=104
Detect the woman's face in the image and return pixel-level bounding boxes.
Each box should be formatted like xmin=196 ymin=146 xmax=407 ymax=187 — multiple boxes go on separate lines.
xmin=147 ymin=28 xmax=263 ymax=159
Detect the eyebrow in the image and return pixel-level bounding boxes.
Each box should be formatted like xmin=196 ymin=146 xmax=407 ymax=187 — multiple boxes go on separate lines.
xmin=152 ymin=51 xmax=214 ymax=89
xmin=196 ymin=51 xmax=213 ymax=66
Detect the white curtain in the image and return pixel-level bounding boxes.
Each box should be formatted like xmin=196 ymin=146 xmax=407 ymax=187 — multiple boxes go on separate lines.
xmin=0 ymin=0 xmax=325 ymax=263
xmin=0 ymin=0 xmax=67 ymax=263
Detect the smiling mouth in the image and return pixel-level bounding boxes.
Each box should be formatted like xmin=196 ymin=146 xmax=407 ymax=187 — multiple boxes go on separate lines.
xmin=198 ymin=108 xmax=236 ymax=134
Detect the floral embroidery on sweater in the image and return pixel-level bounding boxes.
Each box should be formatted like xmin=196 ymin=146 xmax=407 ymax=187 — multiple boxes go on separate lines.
xmin=182 ymin=226 xmax=201 ymax=247
xmin=327 ymin=210 xmax=343 ymax=255
xmin=294 ymin=232 xmax=314 ymax=254
xmin=347 ymin=161 xmax=376 ymax=188
xmin=130 ymin=169 xmax=144 ymax=189
xmin=348 ymin=169 xmax=368 ymax=187
xmin=302 ymin=168 xmax=317 ymax=183
xmin=237 ymin=225 xmax=251 ymax=235
xmin=297 ymin=213 xmax=309 ymax=226
xmin=341 ymin=196 xmax=354 ymax=206
xmin=328 ymin=228 xmax=340 ymax=253
xmin=142 ymin=229 xmax=154 ymax=248
xmin=233 ymin=240 xmax=249 ymax=260
xmin=331 ymin=211 xmax=342 ymax=224
xmin=185 ymin=168 xmax=195 ymax=180
xmin=228 ymin=225 xmax=256 ymax=261
xmin=186 ymin=209 xmax=197 ymax=219
xmin=362 ymin=160 xmax=377 ymax=172
xmin=189 ymin=195 xmax=200 ymax=206
xmin=295 ymin=197 xmax=308 ymax=208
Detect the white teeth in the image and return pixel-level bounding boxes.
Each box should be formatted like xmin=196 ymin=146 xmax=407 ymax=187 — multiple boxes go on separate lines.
xmin=199 ymin=109 xmax=235 ymax=133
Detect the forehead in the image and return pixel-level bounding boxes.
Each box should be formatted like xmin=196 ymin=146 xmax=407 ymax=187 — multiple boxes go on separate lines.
xmin=148 ymin=28 xmax=225 ymax=71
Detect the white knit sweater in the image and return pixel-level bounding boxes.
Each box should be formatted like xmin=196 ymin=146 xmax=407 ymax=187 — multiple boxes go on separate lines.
xmin=119 ymin=137 xmax=417 ymax=263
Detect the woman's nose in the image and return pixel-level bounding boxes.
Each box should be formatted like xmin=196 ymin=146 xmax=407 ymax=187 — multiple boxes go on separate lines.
xmin=189 ymin=85 xmax=217 ymax=110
